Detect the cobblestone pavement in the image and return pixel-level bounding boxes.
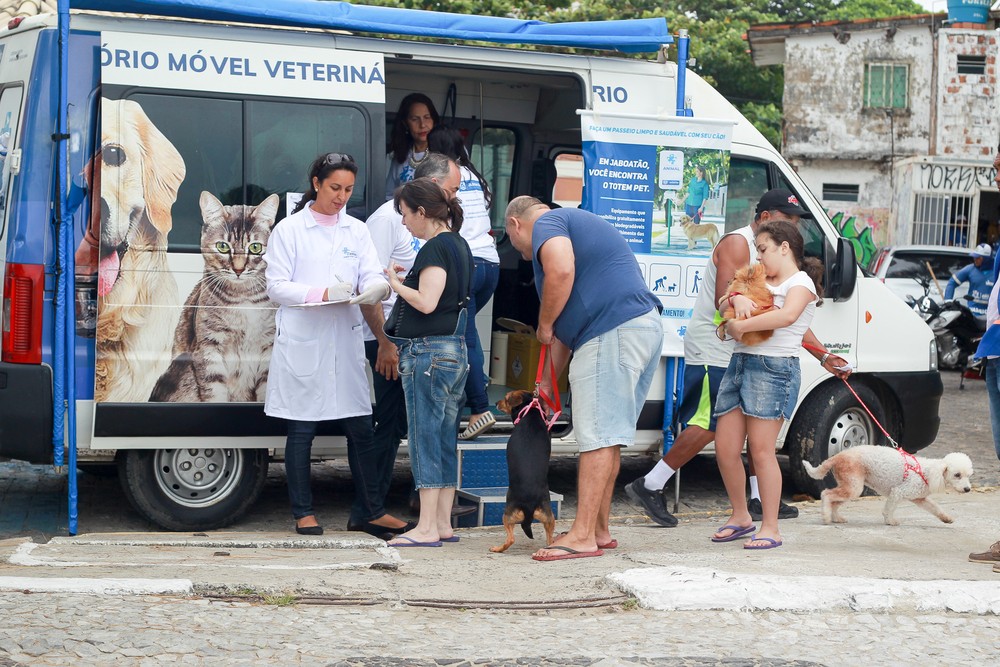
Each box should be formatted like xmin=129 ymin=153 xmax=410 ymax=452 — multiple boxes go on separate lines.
xmin=0 ymin=593 xmax=997 ymax=665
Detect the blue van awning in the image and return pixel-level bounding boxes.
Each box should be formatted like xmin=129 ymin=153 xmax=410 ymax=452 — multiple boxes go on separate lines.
xmin=70 ymin=0 xmax=671 ymax=53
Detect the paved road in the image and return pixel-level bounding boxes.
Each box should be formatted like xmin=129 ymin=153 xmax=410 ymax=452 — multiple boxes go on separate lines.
xmin=1 ymin=370 xmax=999 ymax=666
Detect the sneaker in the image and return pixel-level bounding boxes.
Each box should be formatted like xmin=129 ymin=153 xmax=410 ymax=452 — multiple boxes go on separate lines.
xmin=748 ymin=497 xmax=799 ymax=521
xmin=969 ymin=540 xmax=1000 ymax=564
xmin=625 ymin=477 xmax=678 ymax=527
xmin=459 ymin=411 xmax=496 ymax=440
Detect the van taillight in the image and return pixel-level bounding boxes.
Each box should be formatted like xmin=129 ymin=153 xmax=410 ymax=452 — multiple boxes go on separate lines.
xmin=2 ymin=263 xmax=44 ymax=364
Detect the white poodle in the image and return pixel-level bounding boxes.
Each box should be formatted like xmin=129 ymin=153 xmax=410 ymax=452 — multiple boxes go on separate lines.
xmin=802 ymin=445 xmax=974 ymax=526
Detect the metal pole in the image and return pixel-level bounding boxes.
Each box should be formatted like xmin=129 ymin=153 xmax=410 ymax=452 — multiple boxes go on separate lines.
xmin=675 ymin=29 xmax=692 ymax=118
xmin=57 ymin=0 xmax=78 ymax=535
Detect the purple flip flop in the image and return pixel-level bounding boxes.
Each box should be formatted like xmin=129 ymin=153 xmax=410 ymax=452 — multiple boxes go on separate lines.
xmin=388 ymin=536 xmax=443 ymax=547
xmin=743 ymin=534 xmax=782 ymax=550
xmin=440 ymin=535 xmax=460 ymax=543
xmin=711 ymin=524 xmax=756 ymax=543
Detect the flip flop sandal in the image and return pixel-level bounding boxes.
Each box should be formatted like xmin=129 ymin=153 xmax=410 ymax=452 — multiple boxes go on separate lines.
xmin=557 ymin=531 xmax=616 ymax=550
xmin=743 ymin=535 xmax=783 ymax=550
xmin=711 ymin=524 xmax=755 ymax=543
xmin=532 ymin=546 xmax=605 ymax=562
xmin=388 ymin=536 xmax=443 ymax=547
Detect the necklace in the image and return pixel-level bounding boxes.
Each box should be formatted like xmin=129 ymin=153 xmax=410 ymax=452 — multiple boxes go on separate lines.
xmin=408 ymin=149 xmax=428 ymax=169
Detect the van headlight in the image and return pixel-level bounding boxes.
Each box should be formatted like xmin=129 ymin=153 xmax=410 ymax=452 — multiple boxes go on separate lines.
xmin=930 ymin=338 xmax=938 ymax=371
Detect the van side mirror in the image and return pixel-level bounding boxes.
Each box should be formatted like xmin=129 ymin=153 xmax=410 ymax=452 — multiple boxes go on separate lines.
xmin=826 ymin=237 xmax=857 ymax=302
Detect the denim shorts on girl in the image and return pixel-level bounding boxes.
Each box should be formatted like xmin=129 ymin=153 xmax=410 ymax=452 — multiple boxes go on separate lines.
xmin=569 ymin=308 xmax=663 ymax=453
xmin=714 ymin=352 xmax=800 ymax=421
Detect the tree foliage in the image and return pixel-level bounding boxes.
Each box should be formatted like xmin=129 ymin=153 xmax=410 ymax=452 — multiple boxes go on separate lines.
xmin=353 ymin=0 xmax=931 ymax=148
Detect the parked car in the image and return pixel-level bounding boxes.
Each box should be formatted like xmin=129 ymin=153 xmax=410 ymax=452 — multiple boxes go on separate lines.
xmin=867 ymin=245 xmax=972 ymax=305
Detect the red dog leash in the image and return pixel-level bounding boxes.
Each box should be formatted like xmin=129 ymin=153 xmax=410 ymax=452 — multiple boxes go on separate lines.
xmin=801 ymin=343 xmax=926 ymax=484
xmin=514 ymin=344 xmax=562 ymax=432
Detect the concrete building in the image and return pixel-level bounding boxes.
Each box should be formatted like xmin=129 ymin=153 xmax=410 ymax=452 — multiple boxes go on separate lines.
xmin=747 ymin=12 xmax=1000 ymax=264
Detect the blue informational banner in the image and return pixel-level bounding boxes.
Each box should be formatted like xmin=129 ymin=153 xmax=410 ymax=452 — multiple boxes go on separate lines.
xmin=580 ymin=112 xmax=735 ymax=355
xmin=947 ymin=0 xmax=991 ymax=24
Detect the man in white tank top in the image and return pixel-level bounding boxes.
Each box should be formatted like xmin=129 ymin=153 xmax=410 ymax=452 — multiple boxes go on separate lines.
xmin=626 ymin=189 xmax=849 ymax=526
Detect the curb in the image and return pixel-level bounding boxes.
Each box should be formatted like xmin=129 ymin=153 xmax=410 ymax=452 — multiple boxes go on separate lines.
xmin=0 ymin=576 xmax=193 ymax=595
xmin=608 ymin=566 xmax=1000 ymax=614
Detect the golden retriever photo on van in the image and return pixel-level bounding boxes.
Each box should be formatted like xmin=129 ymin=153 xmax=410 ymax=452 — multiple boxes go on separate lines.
xmin=93 ymin=98 xmax=186 ymax=403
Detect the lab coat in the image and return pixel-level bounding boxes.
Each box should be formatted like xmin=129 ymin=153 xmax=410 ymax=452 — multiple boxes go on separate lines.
xmin=264 ymin=203 xmax=388 ymax=421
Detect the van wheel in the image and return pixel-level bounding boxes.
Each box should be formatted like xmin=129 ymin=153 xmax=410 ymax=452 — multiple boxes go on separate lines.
xmin=118 ymin=448 xmax=268 ymax=531
xmin=787 ymin=382 xmax=891 ymax=498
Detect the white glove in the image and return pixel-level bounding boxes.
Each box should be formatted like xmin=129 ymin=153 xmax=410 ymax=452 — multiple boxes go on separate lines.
xmin=349 ymin=282 xmax=391 ymax=305
xmin=325 ymin=282 xmax=354 ymax=302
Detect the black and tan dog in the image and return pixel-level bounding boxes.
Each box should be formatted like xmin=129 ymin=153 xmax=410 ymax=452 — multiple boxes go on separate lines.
xmin=489 ymin=389 xmax=557 ymax=553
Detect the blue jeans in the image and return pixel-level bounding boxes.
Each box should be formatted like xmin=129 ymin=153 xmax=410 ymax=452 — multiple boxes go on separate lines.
xmin=363 ymin=339 xmax=408 ymax=523
xmin=987 ymin=358 xmax=1000 ymax=461
xmin=464 ymin=259 xmax=499 ymax=414
xmin=284 ymin=415 xmax=387 ymax=522
xmin=390 ymin=310 xmax=469 ymax=488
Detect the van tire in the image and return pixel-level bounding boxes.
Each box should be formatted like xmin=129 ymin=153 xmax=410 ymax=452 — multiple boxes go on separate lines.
xmin=787 ymin=382 xmax=891 ymax=498
xmin=118 ymin=448 xmax=268 ymax=531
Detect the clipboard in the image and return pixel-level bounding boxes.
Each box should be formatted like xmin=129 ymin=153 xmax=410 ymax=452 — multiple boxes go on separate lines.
xmin=288 ymin=297 xmax=352 ymax=308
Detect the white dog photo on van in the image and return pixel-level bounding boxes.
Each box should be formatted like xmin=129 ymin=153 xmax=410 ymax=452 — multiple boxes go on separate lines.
xmin=93 ymin=98 xmax=185 ymax=403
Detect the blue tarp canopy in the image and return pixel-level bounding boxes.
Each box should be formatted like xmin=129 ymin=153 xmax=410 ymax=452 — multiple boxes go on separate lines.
xmin=69 ymin=0 xmax=671 ymax=53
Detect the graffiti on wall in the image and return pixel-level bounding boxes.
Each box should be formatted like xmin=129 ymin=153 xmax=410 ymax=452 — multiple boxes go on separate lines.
xmin=919 ymin=164 xmax=997 ymax=194
xmin=827 ymin=208 xmax=888 ymax=268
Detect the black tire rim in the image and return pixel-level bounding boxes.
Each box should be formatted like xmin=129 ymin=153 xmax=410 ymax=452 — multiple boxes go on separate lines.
xmin=152 ymin=448 xmax=243 ymax=509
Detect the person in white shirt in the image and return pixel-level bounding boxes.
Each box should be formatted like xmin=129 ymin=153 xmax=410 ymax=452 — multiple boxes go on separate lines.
xmin=427 ymin=127 xmax=501 ymax=439
xmin=713 ymin=220 xmax=825 ymax=550
xmin=264 ymin=152 xmax=406 ymax=538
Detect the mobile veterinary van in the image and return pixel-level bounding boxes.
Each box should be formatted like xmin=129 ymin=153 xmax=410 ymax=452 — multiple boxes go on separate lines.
xmin=0 ymin=1 xmax=942 ymax=531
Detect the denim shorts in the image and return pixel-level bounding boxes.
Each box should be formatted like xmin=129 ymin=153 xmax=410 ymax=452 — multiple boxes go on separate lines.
xmin=390 ymin=311 xmax=469 ymax=489
xmin=570 ymin=308 xmax=663 ymax=453
xmin=714 ymin=353 xmax=800 ymax=421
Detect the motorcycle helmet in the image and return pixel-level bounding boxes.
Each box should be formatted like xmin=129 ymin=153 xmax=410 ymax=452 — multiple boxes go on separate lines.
xmin=970 ymin=243 xmax=992 ymax=259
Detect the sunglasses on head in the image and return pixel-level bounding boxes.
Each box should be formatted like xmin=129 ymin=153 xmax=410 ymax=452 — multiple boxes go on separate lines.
xmin=323 ymin=152 xmax=354 ymax=165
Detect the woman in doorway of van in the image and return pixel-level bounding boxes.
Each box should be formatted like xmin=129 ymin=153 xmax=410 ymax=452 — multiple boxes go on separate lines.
xmin=383 ymin=177 xmax=473 ymax=547
xmin=712 ymin=220 xmax=824 ymax=551
xmin=264 ymin=152 xmax=413 ymax=540
xmin=428 ymin=126 xmax=501 ymax=439
xmin=385 ymin=93 xmax=440 ymax=198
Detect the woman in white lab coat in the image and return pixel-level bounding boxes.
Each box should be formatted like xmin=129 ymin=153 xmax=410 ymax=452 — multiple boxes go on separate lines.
xmin=264 ymin=152 xmax=411 ymax=538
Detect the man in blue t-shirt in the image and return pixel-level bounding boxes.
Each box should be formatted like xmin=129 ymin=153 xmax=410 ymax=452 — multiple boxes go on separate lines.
xmin=504 ymin=196 xmax=663 ymax=562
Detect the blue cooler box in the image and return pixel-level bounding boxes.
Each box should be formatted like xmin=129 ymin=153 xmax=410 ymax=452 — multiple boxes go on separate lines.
xmin=455 ymin=487 xmax=563 ymax=528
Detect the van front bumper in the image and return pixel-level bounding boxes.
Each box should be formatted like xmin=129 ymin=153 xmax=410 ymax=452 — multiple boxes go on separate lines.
xmin=0 ymin=362 xmax=53 ymax=463
xmin=874 ymin=370 xmax=943 ymax=453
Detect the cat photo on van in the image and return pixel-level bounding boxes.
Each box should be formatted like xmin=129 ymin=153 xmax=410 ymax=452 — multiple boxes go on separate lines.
xmin=150 ymin=192 xmax=280 ymax=403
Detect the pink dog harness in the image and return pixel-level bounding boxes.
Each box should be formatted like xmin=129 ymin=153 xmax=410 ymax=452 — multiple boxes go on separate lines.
xmin=899 ymin=449 xmax=928 ymax=486
xmin=513 ymin=344 xmax=562 ymax=432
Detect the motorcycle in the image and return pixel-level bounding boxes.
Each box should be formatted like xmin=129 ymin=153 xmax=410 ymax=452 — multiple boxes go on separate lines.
xmin=906 ymin=276 xmax=985 ymax=373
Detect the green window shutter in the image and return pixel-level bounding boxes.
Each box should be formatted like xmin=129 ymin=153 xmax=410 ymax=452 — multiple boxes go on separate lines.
xmin=891 ymin=65 xmax=908 ymax=109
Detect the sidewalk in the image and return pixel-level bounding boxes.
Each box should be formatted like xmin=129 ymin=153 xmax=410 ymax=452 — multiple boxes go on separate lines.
xmin=2 ymin=488 xmax=999 ymax=614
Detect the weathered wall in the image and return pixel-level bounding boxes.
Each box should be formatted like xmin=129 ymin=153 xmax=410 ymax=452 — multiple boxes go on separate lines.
xmin=791 ymin=157 xmax=893 ymax=257
xmin=783 ymin=26 xmax=933 ymax=161
xmin=936 ymin=29 xmax=999 ymax=159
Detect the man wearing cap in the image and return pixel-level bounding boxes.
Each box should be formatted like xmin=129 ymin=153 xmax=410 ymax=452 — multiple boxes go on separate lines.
xmin=626 ymin=188 xmax=851 ymax=526
xmin=945 ymin=242 xmax=994 ymax=321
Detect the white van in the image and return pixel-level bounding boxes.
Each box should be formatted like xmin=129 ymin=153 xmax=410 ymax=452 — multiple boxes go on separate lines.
xmin=0 ymin=5 xmax=942 ymax=530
